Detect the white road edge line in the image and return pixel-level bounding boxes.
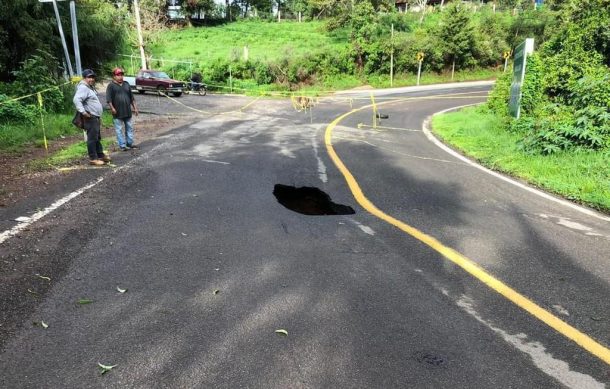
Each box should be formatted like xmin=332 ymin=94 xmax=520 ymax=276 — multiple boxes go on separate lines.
xmin=0 ymin=177 xmax=104 ymax=245
xmin=0 ymin=142 xmax=165 ymax=245
xmin=422 ymin=104 xmax=610 ymax=222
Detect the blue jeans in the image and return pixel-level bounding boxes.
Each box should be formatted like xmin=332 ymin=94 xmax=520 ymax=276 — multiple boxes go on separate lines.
xmin=113 ymin=117 xmax=134 ymax=148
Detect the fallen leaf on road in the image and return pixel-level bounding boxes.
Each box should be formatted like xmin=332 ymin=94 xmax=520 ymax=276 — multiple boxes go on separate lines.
xmin=98 ymin=363 xmax=117 ymax=375
xmin=35 ymin=274 xmax=51 ymax=281
xmin=41 ymin=321 xmax=48 ymax=329
xmin=78 ymin=299 xmax=93 ymax=305
xmin=181 ymin=233 xmax=187 ymax=236
xmin=275 ymin=329 xmax=288 ymax=336
xmin=116 ymin=286 xmax=127 ymax=293
xmin=213 ymin=289 xmax=220 ymax=295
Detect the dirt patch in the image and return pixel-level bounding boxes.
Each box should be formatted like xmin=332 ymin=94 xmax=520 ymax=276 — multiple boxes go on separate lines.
xmin=0 ymin=113 xmax=196 ymax=209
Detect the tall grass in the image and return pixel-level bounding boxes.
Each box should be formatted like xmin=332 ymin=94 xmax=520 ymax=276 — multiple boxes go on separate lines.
xmin=0 ymin=113 xmax=113 ymax=153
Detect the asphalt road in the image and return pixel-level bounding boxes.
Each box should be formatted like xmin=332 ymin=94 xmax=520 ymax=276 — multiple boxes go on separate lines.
xmin=0 ymin=83 xmax=609 ymax=388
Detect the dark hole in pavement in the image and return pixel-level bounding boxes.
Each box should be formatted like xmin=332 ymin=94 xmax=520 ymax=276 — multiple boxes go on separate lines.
xmin=413 ymin=351 xmax=447 ymax=368
xmin=273 ymin=184 xmax=355 ymax=216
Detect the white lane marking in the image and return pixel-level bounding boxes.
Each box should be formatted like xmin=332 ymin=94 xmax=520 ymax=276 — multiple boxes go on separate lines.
xmin=552 ymin=305 xmax=570 ymax=316
xmin=311 ymin=130 xmax=328 ymax=183
xmin=556 ymin=219 xmax=593 ymax=232
xmin=457 ymin=296 xmax=604 ymax=389
xmin=347 ymin=218 xmax=375 ymax=235
xmin=538 ymin=213 xmax=607 ymax=238
xmin=423 ymin=106 xmax=610 ymax=222
xmin=202 ymin=159 xmax=230 ymax=165
xmin=357 ymin=224 xmax=375 ymax=236
xmin=0 ymin=177 xmax=104 ymax=245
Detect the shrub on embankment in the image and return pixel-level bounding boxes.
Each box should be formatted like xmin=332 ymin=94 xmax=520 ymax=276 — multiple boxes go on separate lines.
xmin=485 ymin=0 xmax=610 ymax=155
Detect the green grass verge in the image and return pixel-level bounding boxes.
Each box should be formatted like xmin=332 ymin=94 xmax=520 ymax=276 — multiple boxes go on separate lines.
xmin=0 ymin=112 xmax=113 ymax=153
xmin=0 ymin=113 xmax=79 ymax=152
xmin=432 ymin=106 xmax=610 ymax=213
xmin=28 ymin=137 xmax=115 ymax=170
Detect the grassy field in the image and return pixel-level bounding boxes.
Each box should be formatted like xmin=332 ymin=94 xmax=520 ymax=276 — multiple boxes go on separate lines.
xmin=432 ymin=106 xmax=610 ymax=213
xmin=123 ymin=20 xmax=349 ymax=75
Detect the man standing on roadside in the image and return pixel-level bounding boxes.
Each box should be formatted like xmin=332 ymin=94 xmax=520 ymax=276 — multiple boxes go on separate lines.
xmin=73 ymin=69 xmax=110 ymax=166
xmin=106 ymin=67 xmax=139 ymax=151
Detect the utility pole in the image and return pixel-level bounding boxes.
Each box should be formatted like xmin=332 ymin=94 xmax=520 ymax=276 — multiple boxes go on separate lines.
xmin=69 ymin=1 xmax=81 ymax=76
xmin=133 ymin=0 xmax=147 ymax=70
xmin=40 ymin=0 xmax=74 ymax=78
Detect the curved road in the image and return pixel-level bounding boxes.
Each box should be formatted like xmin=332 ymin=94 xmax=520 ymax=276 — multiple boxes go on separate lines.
xmin=0 ymin=83 xmax=608 ymax=388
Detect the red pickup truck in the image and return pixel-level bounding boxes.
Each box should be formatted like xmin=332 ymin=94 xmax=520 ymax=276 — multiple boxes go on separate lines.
xmin=132 ymin=70 xmax=185 ymax=97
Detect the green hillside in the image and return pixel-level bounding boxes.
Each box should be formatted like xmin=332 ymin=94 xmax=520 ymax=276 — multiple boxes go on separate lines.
xmin=147 ymin=20 xmax=349 ymax=67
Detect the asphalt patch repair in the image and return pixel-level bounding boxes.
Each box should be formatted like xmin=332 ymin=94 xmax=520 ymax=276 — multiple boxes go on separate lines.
xmin=273 ymin=184 xmax=355 ymax=216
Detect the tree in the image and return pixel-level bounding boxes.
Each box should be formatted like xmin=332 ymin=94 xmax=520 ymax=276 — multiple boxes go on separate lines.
xmin=182 ymin=0 xmax=215 ymax=24
xmin=0 ymin=0 xmax=57 ymax=81
xmin=409 ymin=0 xmax=428 ymax=24
xmin=350 ymin=1 xmax=378 ymax=71
xmin=0 ymin=0 xmax=125 ymax=82
xmin=438 ymin=2 xmax=476 ymax=79
xmin=288 ymin=0 xmax=308 ymax=21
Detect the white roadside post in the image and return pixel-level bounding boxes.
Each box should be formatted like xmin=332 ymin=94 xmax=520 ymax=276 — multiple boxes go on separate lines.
xmin=416 ymin=52 xmax=424 ymax=86
xmin=503 ymin=50 xmax=511 ymax=73
xmin=390 ymin=24 xmax=394 ymax=87
xmin=508 ymin=38 xmax=535 ymax=118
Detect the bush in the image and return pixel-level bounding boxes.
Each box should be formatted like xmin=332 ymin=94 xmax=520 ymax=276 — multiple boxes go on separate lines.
xmin=10 ymin=52 xmax=66 ymax=113
xmin=0 ymin=95 xmax=37 ymax=124
xmin=485 ymin=69 xmax=512 ymax=117
xmin=254 ymin=61 xmax=273 ymax=85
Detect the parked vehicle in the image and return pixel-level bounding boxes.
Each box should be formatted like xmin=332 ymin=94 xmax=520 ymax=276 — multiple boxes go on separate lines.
xmin=133 ymin=70 xmax=185 ymax=97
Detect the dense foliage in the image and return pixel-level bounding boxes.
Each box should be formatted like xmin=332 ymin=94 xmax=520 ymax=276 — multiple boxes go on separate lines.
xmin=486 ymin=0 xmax=610 ymax=154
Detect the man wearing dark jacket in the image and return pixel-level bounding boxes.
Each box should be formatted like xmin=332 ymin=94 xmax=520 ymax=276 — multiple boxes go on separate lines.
xmin=73 ymin=69 xmax=110 ymax=166
xmin=106 ymin=67 xmax=139 ymax=151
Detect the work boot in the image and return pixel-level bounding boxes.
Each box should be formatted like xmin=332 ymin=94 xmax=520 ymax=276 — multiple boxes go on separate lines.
xmin=89 ymin=159 xmax=104 ymax=166
xmin=100 ymin=154 xmax=111 ymax=163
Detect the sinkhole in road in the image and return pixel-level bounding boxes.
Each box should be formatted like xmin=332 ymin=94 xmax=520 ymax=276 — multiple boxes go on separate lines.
xmin=273 ymin=184 xmax=355 ymax=216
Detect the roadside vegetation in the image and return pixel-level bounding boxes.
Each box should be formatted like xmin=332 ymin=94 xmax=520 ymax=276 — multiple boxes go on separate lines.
xmin=432 ymin=0 xmax=610 ymax=212
xmin=432 ymin=107 xmax=610 ymax=212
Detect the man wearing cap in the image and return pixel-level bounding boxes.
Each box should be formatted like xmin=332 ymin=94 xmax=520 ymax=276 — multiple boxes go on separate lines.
xmin=73 ymin=69 xmax=110 ymax=166
xmin=106 ymin=67 xmax=139 ymax=151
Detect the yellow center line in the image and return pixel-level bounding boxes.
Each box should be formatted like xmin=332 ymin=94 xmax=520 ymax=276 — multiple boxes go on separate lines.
xmin=324 ymin=102 xmax=610 ymax=366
